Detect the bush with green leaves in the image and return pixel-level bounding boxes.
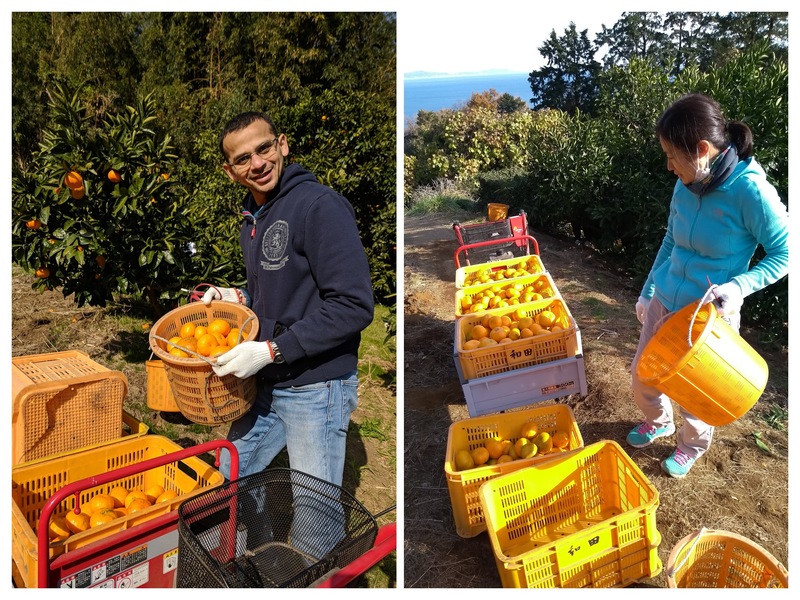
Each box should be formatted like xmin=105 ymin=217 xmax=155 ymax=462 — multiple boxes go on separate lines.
xmin=11 ymin=83 xmax=195 ymax=315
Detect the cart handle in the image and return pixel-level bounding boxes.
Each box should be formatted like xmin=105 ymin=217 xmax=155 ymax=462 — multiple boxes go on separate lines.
xmin=37 ymin=439 xmax=239 ymax=588
xmin=454 ymin=234 xmax=540 ymax=269
xmin=314 ymin=522 xmax=397 ymax=588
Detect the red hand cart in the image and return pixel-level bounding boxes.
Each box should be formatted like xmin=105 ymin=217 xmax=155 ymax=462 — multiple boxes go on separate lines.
xmin=29 ymin=441 xmax=395 ymax=588
xmin=452 ymin=210 xmax=535 ymax=266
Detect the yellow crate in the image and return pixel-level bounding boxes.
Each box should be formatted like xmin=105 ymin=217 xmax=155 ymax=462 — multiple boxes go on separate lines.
xmin=11 ymin=435 xmax=225 ymax=588
xmin=479 ymin=440 xmax=662 ymax=588
xmin=18 ymin=410 xmax=148 ymax=468
xmin=444 ymin=404 xmax=584 ymax=538
xmin=455 ymin=272 xmax=561 ymax=317
xmin=455 ymin=254 xmax=546 ymax=289
xmin=456 ymin=298 xmax=580 ymax=380
xmin=12 ymin=350 xmax=129 ymax=464
xmin=146 ymin=358 xmax=181 ymax=412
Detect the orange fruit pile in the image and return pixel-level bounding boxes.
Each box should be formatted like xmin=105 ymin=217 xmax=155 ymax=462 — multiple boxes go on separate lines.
xmin=453 ymin=423 xmax=572 ymax=471
xmin=461 ymin=257 xmax=543 ymax=288
xmin=167 ymin=318 xmax=246 ymax=358
xmin=42 ymin=484 xmax=178 ymax=542
xmin=461 ymin=306 xmax=565 ymax=351
xmin=459 ymin=276 xmax=554 ymax=315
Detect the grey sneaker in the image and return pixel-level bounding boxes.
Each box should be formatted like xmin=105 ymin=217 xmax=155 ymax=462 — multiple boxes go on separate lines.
xmin=626 ymin=421 xmax=676 ymax=448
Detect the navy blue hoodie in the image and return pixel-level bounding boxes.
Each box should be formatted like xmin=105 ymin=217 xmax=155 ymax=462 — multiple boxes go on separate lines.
xmin=239 ymin=162 xmax=374 ymax=388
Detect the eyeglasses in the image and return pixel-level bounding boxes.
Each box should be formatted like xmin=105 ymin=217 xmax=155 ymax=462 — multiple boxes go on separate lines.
xmin=229 ymin=138 xmax=280 ymax=169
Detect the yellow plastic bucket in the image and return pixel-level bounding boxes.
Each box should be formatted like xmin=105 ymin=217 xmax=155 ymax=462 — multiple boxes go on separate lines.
xmin=487 ymin=203 xmax=509 ymax=221
xmin=636 ymin=301 xmax=768 ymax=426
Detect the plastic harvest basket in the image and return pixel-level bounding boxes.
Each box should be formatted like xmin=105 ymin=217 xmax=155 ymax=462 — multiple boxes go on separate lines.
xmin=149 ymin=300 xmax=260 ymax=425
xmin=455 ymin=272 xmax=561 ymax=318
xmin=478 ymin=440 xmax=662 ymax=588
xmin=11 ymin=435 xmax=226 ymax=589
xmin=146 ymin=358 xmax=181 ymax=412
xmin=456 ymin=297 xmax=580 ymax=380
xmin=666 ymin=528 xmax=788 ymax=588
xmin=176 ymin=468 xmax=378 ymax=588
xmin=455 ymin=254 xmax=547 ymax=289
xmin=444 ymin=404 xmax=584 ymax=538
xmin=17 ymin=410 xmax=148 ymax=468
xmin=12 ymin=350 xmax=129 ymax=464
xmin=637 ymin=301 xmax=768 ymax=426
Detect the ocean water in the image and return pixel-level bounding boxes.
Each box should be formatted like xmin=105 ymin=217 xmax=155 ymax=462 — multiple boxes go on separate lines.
xmin=404 ymin=72 xmax=532 ymax=125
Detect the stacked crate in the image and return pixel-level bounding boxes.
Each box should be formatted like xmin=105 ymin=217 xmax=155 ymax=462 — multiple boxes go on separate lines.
xmin=446 ymin=225 xmax=663 ymax=588
xmin=452 ymin=252 xmax=588 ymax=417
xmin=10 ymin=350 xmax=225 ymax=588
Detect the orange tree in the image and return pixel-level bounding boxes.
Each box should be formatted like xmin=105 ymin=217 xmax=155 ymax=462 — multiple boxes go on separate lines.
xmin=11 ymin=82 xmax=197 ymax=316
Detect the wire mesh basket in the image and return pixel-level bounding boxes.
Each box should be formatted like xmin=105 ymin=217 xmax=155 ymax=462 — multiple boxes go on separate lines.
xmin=176 ymin=469 xmax=378 ymax=588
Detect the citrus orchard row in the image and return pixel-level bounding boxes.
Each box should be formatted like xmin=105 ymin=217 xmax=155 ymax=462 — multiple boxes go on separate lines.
xmin=44 ymin=484 xmax=178 ymax=542
xmin=461 ymin=308 xmax=564 ymax=351
xmin=453 ymin=420 xmax=571 ymax=471
xmin=166 ymin=318 xmax=248 ymax=359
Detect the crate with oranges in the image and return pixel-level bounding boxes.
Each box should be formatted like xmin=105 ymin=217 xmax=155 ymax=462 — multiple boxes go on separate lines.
xmin=454 ymin=272 xmax=561 ymax=317
xmin=455 ymin=297 xmax=580 ymax=380
xmin=455 ymin=254 xmax=546 ymax=289
xmin=11 ymin=435 xmax=224 ymax=589
xmin=444 ymin=404 xmax=584 ymax=538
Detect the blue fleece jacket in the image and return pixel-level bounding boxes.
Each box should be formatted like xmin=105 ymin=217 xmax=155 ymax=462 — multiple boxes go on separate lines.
xmin=641 ymin=157 xmax=788 ymax=312
xmin=239 ymin=162 xmax=374 ymax=388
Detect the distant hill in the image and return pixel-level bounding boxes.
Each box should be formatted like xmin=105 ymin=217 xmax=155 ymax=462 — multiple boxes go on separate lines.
xmin=405 ymin=69 xmax=527 ymax=80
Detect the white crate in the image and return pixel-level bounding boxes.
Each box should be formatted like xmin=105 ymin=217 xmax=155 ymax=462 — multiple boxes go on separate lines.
xmin=461 ymin=355 xmax=588 ymax=417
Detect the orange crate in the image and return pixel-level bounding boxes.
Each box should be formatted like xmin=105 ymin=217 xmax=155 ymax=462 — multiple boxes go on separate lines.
xmin=456 ymin=298 xmax=580 ymax=380
xmin=12 ymin=350 xmax=129 ymax=464
xmin=455 ymin=254 xmax=546 ymax=289
xmin=146 ymin=358 xmax=181 ymax=412
xmin=11 ymin=435 xmax=225 ymax=588
xmin=479 ymin=441 xmax=662 ymax=588
xmin=455 ymin=272 xmax=560 ymax=317
xmin=444 ymin=404 xmax=584 ymax=538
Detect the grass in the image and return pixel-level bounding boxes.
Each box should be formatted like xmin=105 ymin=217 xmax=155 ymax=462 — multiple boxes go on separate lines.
xmin=405 ymin=179 xmax=477 ymax=216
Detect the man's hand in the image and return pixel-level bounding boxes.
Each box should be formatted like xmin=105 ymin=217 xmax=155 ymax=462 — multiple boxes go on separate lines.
xmin=201 ymin=286 xmax=245 ymax=306
xmin=635 ymin=296 xmax=650 ymax=324
xmin=706 ymin=281 xmax=744 ymax=316
xmin=212 ymin=340 xmax=274 ymax=379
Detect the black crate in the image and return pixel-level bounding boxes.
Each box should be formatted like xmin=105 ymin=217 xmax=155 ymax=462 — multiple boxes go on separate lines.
xmin=453 ymin=220 xmax=513 ymax=246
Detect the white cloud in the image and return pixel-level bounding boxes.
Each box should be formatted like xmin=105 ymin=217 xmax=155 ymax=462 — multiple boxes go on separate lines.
xmin=400 ymin=6 xmax=625 ymax=75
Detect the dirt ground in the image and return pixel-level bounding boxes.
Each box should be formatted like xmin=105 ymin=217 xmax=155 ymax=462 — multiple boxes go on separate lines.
xmin=402 ymin=210 xmax=788 ymax=588
xmin=11 ymin=263 xmax=396 ymax=587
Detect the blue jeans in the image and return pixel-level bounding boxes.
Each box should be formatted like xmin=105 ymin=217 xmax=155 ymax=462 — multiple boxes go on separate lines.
xmin=219 ymin=371 xmax=358 ymax=486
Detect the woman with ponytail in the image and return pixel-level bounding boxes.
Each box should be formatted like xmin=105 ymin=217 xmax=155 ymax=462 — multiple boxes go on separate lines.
xmin=627 ymin=93 xmax=788 ymax=478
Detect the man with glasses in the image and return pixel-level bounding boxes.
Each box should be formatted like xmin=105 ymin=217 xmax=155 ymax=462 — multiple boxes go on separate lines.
xmin=200 ymin=111 xmax=374 ymax=490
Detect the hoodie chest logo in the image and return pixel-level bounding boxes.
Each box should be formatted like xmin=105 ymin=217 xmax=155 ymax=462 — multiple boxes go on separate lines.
xmin=260 ymin=220 xmax=289 ymax=270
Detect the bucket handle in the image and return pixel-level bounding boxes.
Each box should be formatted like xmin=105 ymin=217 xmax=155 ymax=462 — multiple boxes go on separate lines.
xmin=151 ymin=314 xmax=254 ymax=365
xmin=686 ymin=288 xmax=718 ymax=348
xmin=667 ymin=526 xmax=709 ymax=579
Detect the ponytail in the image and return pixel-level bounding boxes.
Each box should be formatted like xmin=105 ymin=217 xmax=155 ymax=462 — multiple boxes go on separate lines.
xmin=727 ymin=121 xmax=753 ymax=160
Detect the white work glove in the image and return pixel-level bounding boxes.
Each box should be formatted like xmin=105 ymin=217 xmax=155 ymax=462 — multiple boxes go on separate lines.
xmin=202 ymin=286 xmax=245 ymax=306
xmin=212 ymin=340 xmax=274 ymax=379
xmin=635 ymin=296 xmax=650 ymax=324
xmin=705 ymin=281 xmax=744 ymax=316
